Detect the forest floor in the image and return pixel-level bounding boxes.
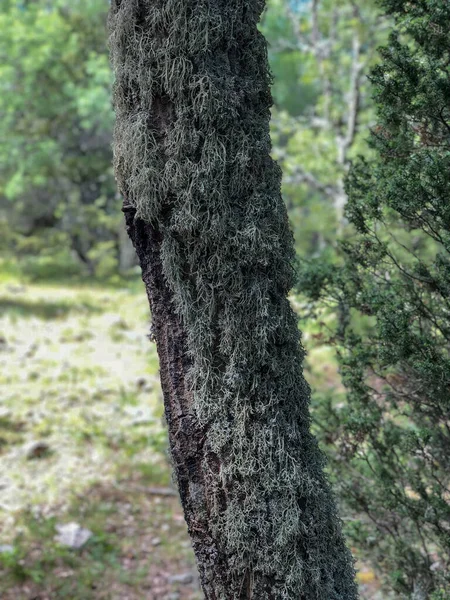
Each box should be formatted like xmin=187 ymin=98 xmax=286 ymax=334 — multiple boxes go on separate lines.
xmin=0 ymin=275 xmax=383 ymax=599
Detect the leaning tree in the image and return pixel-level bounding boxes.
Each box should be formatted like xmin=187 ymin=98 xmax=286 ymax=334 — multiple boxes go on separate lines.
xmin=108 ymin=1 xmax=357 ymax=597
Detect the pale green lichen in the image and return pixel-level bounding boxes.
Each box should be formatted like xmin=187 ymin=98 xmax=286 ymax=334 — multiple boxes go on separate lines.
xmin=109 ymin=1 xmax=358 ymax=598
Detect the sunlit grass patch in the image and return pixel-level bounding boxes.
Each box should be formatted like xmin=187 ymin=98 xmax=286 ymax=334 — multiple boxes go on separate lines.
xmin=0 ymin=280 xmax=164 ymax=531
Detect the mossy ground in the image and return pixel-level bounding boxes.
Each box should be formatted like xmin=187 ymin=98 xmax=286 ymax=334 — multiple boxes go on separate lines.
xmin=0 ymin=274 xmax=381 ymax=598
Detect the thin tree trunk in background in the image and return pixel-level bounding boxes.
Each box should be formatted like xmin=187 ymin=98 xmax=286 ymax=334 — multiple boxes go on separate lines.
xmin=109 ymin=1 xmax=358 ymax=598
xmin=118 ymin=215 xmax=137 ymax=272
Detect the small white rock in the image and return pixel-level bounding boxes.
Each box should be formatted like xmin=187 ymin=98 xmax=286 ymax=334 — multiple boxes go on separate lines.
xmin=168 ymin=572 xmax=194 ymax=585
xmin=54 ymin=523 xmax=92 ymax=549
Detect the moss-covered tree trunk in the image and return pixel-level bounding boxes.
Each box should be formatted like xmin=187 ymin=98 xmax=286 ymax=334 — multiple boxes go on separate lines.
xmin=109 ymin=1 xmax=357 ymax=598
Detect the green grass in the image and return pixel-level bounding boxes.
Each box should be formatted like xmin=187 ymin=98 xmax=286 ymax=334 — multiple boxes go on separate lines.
xmin=0 ymin=276 xmax=201 ymax=599
xmin=0 ymin=296 xmax=102 ymax=320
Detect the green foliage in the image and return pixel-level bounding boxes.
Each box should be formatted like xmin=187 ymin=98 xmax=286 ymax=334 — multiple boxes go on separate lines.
xmin=300 ymin=0 xmax=450 ymax=596
xmin=263 ymin=0 xmax=387 ymax=257
xmin=0 ymin=0 xmax=123 ymax=278
xmin=262 ymin=0 xmax=319 ymax=116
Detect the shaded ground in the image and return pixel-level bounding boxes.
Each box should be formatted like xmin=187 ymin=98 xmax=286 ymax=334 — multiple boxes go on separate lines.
xmin=1 ymin=480 xmax=200 ymax=600
xmin=0 ymin=278 xmax=383 ymax=599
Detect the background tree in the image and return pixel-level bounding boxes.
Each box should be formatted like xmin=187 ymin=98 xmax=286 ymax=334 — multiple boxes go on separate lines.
xmin=0 ymin=0 xmax=135 ymax=278
xmin=262 ymin=0 xmax=387 ymax=256
xmin=109 ymin=0 xmax=357 ymax=597
xmin=299 ymin=0 xmax=450 ymax=597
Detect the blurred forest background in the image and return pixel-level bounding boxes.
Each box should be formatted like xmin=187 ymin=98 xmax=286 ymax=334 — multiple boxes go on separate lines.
xmin=1 ymin=0 xmax=449 ymax=599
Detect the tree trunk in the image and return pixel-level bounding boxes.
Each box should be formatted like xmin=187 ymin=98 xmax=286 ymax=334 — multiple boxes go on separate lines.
xmin=118 ymin=214 xmax=137 ymax=272
xmin=109 ymin=1 xmax=358 ymax=598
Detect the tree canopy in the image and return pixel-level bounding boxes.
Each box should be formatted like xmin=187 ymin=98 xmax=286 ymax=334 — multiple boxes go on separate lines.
xmin=0 ymin=0 xmax=119 ymax=277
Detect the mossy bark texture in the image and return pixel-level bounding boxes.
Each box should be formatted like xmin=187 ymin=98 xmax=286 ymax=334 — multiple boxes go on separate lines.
xmin=109 ymin=1 xmax=357 ymax=598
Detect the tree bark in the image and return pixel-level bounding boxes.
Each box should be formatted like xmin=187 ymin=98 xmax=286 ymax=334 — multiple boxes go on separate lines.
xmin=109 ymin=1 xmax=358 ymax=598
xmin=122 ymin=205 xmax=233 ymax=596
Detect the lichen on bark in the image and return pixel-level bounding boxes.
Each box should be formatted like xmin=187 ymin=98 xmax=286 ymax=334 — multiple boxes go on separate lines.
xmin=109 ymin=1 xmax=358 ymax=598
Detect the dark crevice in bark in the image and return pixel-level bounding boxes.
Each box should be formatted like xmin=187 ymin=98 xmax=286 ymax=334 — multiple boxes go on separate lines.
xmin=123 ymin=204 xmax=231 ymax=598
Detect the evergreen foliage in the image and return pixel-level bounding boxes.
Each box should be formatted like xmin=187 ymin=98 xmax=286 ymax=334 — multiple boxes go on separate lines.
xmin=299 ymin=1 xmax=450 ymax=597
xmin=109 ymin=0 xmax=357 ymax=597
